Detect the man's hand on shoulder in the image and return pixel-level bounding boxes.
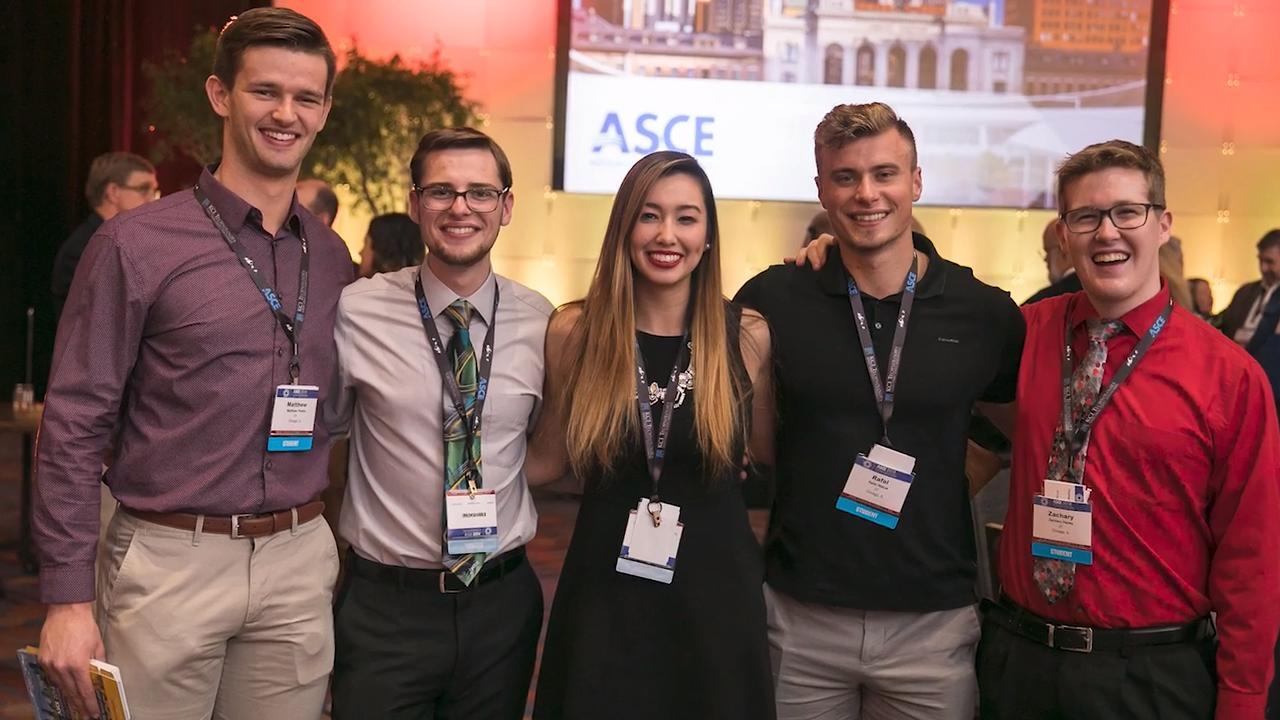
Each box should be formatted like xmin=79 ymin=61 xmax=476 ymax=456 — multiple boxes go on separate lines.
xmin=789 ymin=233 xmax=836 ymax=270
xmin=39 ymin=603 xmax=105 ymax=719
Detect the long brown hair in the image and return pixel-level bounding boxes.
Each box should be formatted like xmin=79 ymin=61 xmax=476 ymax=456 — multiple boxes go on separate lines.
xmin=563 ymin=151 xmax=746 ymax=478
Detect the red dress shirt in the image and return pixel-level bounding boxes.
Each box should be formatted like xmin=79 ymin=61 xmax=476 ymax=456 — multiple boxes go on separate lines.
xmin=34 ymin=168 xmax=354 ymax=604
xmin=1002 ymin=286 xmax=1280 ymax=719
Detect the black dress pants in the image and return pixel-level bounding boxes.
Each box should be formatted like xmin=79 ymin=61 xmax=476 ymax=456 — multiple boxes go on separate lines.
xmin=331 ymin=551 xmax=544 ymax=720
xmin=977 ymin=614 xmax=1216 ymax=720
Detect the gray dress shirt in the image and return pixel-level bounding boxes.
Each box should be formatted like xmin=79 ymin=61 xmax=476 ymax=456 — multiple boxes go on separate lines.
xmin=327 ymin=264 xmax=553 ymax=568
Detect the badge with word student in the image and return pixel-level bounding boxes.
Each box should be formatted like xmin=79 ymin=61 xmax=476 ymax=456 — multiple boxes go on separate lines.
xmin=617 ymin=498 xmax=684 ymax=584
xmin=1031 ymin=480 xmax=1093 ymax=564
xmin=834 ymin=253 xmax=920 ymax=529
xmin=268 ymin=385 xmax=319 ymax=452
xmin=444 ymin=488 xmax=500 ymax=554
xmin=836 ymin=444 xmax=916 ymax=529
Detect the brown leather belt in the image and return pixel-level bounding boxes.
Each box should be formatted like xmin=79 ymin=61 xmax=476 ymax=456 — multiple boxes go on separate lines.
xmin=123 ymin=501 xmax=325 ymax=538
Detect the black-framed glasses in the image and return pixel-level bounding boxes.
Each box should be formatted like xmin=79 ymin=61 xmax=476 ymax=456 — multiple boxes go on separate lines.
xmin=1061 ymin=202 xmax=1164 ymax=234
xmin=412 ymin=184 xmax=509 ymax=213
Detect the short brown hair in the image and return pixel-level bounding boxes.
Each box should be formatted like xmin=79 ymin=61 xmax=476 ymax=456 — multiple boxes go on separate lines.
xmin=1257 ymin=229 xmax=1280 ymax=254
xmin=213 ymin=8 xmax=336 ymax=95
xmin=85 ymin=152 xmax=155 ymax=207
xmin=409 ymin=127 xmax=513 ymax=190
xmin=1056 ymin=139 xmax=1165 ymax=212
xmin=814 ymin=102 xmax=918 ymax=170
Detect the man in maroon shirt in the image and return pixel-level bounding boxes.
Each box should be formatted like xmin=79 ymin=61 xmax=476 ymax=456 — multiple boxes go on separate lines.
xmin=32 ymin=8 xmax=353 ymax=718
xmin=979 ymin=140 xmax=1280 ymax=719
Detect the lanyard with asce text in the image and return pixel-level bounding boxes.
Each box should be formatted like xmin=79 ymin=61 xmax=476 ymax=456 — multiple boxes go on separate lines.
xmin=847 ymin=251 xmax=918 ymax=447
xmin=194 ymin=185 xmax=309 ymax=383
xmin=1059 ymin=297 xmax=1174 ymax=459
xmin=414 ymin=271 xmax=500 ymax=486
xmin=633 ymin=317 xmax=693 ymax=528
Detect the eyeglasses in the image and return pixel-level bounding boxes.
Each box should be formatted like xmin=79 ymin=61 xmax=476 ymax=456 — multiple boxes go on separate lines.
xmin=121 ymin=183 xmax=160 ymax=200
xmin=1061 ymin=202 xmax=1163 ymax=234
xmin=412 ymin=184 xmax=509 ymax=213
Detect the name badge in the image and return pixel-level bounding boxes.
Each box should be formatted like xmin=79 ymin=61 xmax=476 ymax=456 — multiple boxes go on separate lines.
xmin=268 ymin=384 xmax=318 ymax=452
xmin=445 ymin=489 xmax=500 ymax=555
xmin=1031 ymin=494 xmax=1093 ymax=565
xmin=617 ymin=498 xmax=684 ymax=584
xmin=836 ymin=443 xmax=916 ymax=529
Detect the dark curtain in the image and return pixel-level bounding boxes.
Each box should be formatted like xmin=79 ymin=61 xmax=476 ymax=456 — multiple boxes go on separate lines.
xmin=0 ymin=0 xmax=268 ymax=398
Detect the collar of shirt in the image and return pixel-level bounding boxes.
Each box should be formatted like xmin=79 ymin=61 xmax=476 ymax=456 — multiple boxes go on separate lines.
xmin=1066 ymin=280 xmax=1171 ymax=338
xmin=198 ymin=165 xmax=304 ymax=238
xmin=418 ymin=262 xmax=498 ymax=326
xmin=816 ymin=232 xmax=948 ymax=300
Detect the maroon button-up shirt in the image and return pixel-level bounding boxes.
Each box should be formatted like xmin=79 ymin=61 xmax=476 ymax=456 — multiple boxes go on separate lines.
xmin=1003 ymin=286 xmax=1280 ymax=718
xmin=34 ymin=168 xmax=354 ymax=604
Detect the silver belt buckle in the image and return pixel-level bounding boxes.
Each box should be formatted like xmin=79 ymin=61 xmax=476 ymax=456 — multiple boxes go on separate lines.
xmin=229 ymin=514 xmax=254 ymax=539
xmin=1055 ymin=624 xmax=1094 ymax=653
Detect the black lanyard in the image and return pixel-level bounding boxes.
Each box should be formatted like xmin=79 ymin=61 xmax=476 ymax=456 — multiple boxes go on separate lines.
xmin=414 ymin=271 xmax=500 ymax=484
xmin=1060 ymin=297 xmax=1174 ymax=459
xmin=846 ymin=252 xmax=918 ymax=447
xmin=633 ymin=319 xmax=692 ymax=528
xmin=194 ymin=185 xmax=309 ymax=383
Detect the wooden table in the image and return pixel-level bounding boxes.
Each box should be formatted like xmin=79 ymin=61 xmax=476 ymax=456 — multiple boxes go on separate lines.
xmin=0 ymin=403 xmax=42 ymax=574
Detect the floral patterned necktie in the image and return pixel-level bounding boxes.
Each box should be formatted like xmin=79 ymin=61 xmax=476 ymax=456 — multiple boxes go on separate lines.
xmin=1032 ymin=318 xmax=1123 ymax=603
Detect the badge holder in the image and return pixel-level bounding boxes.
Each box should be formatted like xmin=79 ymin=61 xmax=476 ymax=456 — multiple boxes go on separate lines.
xmin=445 ymin=486 xmax=500 ymax=554
xmin=617 ymin=499 xmax=684 ymax=584
xmin=268 ymin=384 xmax=318 ymax=452
xmin=1030 ymin=484 xmax=1093 ymax=565
xmin=836 ymin=443 xmax=916 ymax=529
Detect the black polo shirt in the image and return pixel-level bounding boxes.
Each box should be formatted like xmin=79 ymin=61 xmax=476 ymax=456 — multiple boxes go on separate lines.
xmin=735 ymin=234 xmax=1024 ymax=612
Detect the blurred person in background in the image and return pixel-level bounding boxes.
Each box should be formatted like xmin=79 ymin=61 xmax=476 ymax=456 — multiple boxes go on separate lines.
xmin=51 ymin=152 xmax=158 ymax=322
xmin=358 ymin=212 xmax=423 ymax=278
xmin=297 ymin=177 xmax=338 ymax=226
xmin=1024 ymin=218 xmax=1080 ymax=305
xmin=1221 ymin=229 xmax=1280 ymax=346
xmin=1160 ymin=236 xmax=1193 ymax=311
xmin=1189 ymin=278 xmax=1214 ymax=320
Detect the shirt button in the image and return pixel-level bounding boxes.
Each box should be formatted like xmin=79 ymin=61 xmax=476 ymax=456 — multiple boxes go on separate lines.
xmin=276 ymin=347 xmax=285 ymax=357
xmin=874 ymin=322 xmax=883 ymax=330
xmin=265 ymin=460 xmax=274 ymax=470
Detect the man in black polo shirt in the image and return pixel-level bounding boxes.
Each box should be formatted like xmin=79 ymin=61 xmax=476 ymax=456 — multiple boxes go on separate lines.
xmin=735 ymin=102 xmax=1023 ymax=720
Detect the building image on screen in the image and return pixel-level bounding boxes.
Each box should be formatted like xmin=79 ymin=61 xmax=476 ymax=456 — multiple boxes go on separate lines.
xmin=556 ymin=0 xmax=1161 ymax=209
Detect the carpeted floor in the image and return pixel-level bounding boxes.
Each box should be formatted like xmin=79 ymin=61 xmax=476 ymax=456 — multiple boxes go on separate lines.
xmin=0 ymin=433 xmax=767 ymax=719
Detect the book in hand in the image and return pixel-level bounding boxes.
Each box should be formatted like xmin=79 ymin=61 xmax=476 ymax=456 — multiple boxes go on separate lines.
xmin=16 ymin=646 xmax=131 ymax=720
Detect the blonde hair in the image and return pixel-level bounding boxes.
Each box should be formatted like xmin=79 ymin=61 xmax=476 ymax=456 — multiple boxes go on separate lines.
xmin=1056 ymin=139 xmax=1165 ymax=212
xmin=563 ymin=152 xmax=746 ymax=479
xmin=814 ymin=101 xmax=918 ymax=169
xmin=1160 ymin=237 xmax=1192 ymax=310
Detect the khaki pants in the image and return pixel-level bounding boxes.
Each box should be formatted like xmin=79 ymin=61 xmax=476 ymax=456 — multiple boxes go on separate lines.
xmin=96 ymin=508 xmax=339 ymax=720
xmin=766 ymin=583 xmax=981 ymax=720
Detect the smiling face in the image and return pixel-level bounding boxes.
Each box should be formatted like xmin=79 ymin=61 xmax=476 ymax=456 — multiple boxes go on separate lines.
xmin=206 ymin=46 xmax=331 ymax=181
xmin=1058 ymin=167 xmax=1171 ymax=319
xmin=815 ymin=129 xmax=921 ymax=257
xmin=628 ymin=172 xmax=708 ymax=292
xmin=407 ymin=147 xmax=513 ymax=268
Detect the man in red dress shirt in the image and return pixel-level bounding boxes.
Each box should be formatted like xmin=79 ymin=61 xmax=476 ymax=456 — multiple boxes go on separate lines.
xmin=979 ymin=139 xmax=1280 ymax=719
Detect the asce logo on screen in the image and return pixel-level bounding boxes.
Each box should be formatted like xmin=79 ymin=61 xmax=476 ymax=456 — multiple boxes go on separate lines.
xmin=591 ymin=112 xmax=714 ymax=157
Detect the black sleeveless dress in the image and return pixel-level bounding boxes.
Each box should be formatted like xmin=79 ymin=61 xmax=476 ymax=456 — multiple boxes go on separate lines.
xmin=533 ymin=309 xmax=775 ymax=720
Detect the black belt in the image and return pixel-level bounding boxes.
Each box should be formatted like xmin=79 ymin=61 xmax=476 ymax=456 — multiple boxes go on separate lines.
xmin=349 ymin=547 xmax=526 ymax=594
xmin=983 ymin=597 xmax=1212 ymax=654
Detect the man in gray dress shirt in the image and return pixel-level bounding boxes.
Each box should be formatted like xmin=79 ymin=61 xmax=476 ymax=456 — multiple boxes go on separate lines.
xmin=326 ymin=127 xmax=553 ymax=719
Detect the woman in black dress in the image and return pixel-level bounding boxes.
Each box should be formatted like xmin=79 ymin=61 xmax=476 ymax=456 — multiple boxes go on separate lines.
xmin=527 ymin=151 xmax=776 ymax=719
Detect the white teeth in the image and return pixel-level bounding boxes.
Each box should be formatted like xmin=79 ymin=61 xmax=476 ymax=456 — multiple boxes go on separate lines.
xmin=855 ymin=212 xmax=889 ymax=222
xmin=650 ymin=252 xmax=682 ymax=263
xmin=263 ymin=130 xmax=296 ymax=141
xmin=444 ymin=227 xmax=476 ymax=235
xmin=1093 ymin=252 xmax=1129 ymax=263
